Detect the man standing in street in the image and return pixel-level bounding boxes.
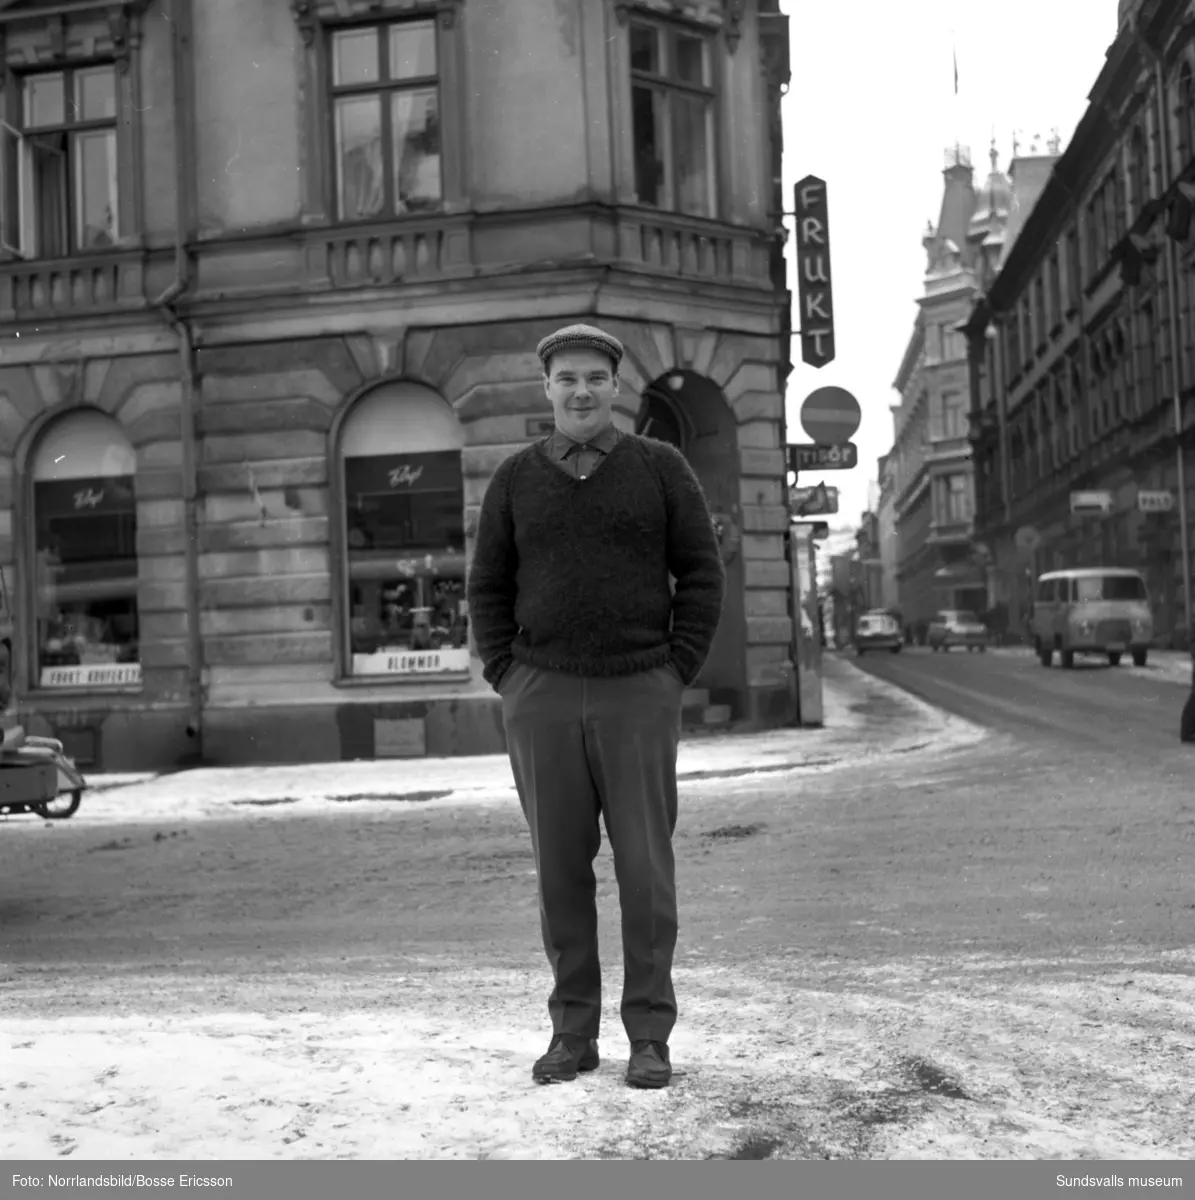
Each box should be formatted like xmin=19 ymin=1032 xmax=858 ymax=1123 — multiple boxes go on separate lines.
xmin=466 ymin=323 xmax=725 ymax=1089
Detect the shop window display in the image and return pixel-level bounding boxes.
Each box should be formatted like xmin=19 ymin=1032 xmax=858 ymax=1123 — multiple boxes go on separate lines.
xmin=345 ymin=448 xmax=468 ymax=676
xmin=29 ymin=411 xmax=139 ymax=689
xmin=33 ymin=472 xmax=139 ymax=688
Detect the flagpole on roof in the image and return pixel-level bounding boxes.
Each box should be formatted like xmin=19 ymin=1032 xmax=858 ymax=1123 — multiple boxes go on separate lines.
xmin=952 ymin=30 xmax=960 ymax=161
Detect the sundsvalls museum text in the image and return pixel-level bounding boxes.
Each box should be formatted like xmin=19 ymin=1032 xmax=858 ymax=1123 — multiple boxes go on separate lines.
xmin=11 ymin=1177 xmax=232 ymax=1190
xmin=1056 ymin=1175 xmax=1185 ymax=1188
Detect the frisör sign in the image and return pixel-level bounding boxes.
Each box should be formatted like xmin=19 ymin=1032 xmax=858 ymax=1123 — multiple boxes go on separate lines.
xmin=794 ymin=175 xmax=835 ymax=368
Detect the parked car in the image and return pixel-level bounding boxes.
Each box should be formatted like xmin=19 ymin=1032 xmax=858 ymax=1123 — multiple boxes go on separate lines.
xmin=928 ymin=609 xmax=989 ymax=653
xmin=855 ymin=610 xmax=903 ymax=655
xmin=1029 ymin=567 xmax=1153 ymax=668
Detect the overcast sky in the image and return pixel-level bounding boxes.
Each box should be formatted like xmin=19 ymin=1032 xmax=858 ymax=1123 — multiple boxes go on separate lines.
xmin=779 ymin=0 xmax=1122 ymax=535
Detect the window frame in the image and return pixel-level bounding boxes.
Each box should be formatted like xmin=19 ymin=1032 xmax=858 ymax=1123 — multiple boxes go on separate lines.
xmin=1176 ymin=60 xmax=1195 ymax=165
xmin=1129 ymin=124 xmax=1149 ymax=219
xmin=325 ymin=16 xmax=444 ymax=224
xmin=328 ymin=382 xmax=471 ymax=687
xmin=296 ymin=0 xmax=467 ymax=226
xmin=940 ymin=390 xmax=967 ymax=440
xmin=4 ymin=63 xmax=122 ymax=260
xmin=0 ymin=6 xmax=146 ymax=265
xmin=17 ymin=408 xmax=143 ymax=698
xmin=626 ymin=14 xmax=721 ymax=220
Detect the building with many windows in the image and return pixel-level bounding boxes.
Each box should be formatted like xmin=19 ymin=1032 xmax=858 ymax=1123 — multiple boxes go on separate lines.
xmin=0 ymin=0 xmax=793 ymax=771
xmin=964 ymin=0 xmax=1195 ymax=648
xmin=884 ymin=138 xmax=1059 ymax=639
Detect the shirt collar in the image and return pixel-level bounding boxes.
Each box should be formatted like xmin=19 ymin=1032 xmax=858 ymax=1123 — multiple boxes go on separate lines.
xmin=548 ymin=423 xmax=622 ymax=460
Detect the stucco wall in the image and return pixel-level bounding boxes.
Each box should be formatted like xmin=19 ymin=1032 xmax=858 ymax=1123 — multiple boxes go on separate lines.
xmin=465 ymin=0 xmax=591 ymax=208
xmin=192 ymin=0 xmax=302 ymax=234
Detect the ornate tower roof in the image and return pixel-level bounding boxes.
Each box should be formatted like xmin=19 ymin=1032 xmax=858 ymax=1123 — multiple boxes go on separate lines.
xmin=969 ymin=138 xmax=1012 ymax=233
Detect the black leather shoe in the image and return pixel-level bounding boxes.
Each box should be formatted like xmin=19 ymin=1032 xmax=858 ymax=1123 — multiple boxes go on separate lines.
xmin=626 ymin=1040 xmax=672 ymax=1088
xmin=532 ymin=1033 xmax=600 ymax=1083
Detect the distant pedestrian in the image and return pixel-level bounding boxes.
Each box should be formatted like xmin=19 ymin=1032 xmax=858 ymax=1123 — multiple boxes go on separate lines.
xmin=467 ymin=323 xmax=725 ymax=1089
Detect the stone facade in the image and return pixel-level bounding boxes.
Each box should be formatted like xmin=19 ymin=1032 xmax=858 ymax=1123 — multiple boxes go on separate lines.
xmin=0 ymin=0 xmax=793 ymax=770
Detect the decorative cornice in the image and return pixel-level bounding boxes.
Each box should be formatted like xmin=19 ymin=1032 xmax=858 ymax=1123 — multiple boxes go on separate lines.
xmin=615 ymin=1 xmax=725 ymax=32
xmin=292 ymin=0 xmax=462 ymax=43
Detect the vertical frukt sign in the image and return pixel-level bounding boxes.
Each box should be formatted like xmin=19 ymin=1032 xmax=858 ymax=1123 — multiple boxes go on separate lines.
xmin=795 ymin=175 xmax=835 ymax=367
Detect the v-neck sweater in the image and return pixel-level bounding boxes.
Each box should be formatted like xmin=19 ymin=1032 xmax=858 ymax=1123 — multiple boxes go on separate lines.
xmin=467 ymin=433 xmax=725 ymax=690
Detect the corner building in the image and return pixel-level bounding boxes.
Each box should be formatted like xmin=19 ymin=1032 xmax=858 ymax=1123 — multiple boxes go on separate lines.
xmin=0 ymin=0 xmax=793 ymax=770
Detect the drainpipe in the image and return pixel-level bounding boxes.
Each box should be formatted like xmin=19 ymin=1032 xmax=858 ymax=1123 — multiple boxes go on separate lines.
xmin=1133 ymin=23 xmax=1194 ymax=655
xmin=152 ymin=0 xmax=204 ymax=756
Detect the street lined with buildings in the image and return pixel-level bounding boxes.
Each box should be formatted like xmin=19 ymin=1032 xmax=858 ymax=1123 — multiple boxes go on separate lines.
xmin=838 ymin=0 xmax=1195 ymax=673
xmin=3 ymin=655 xmax=1194 ymax=1160
xmin=851 ymin=642 xmax=1194 ymax=749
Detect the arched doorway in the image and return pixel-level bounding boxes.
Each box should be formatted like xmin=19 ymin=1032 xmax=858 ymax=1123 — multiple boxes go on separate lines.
xmin=637 ymin=370 xmax=744 ymax=713
xmin=635 ymin=383 xmax=689 ymax=451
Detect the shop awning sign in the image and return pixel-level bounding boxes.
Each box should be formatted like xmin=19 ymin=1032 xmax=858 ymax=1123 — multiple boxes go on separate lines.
xmin=344 ymin=450 xmax=462 ymax=497
xmin=1137 ymin=489 xmax=1175 ymax=513
xmin=1070 ymin=490 xmax=1113 ymax=516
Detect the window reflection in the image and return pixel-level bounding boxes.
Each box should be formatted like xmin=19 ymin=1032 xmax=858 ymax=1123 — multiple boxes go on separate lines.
xmin=331 ymin=19 xmax=443 ymax=221
xmin=345 ymin=450 xmax=468 ymax=675
xmin=34 ymin=474 xmax=140 ymax=688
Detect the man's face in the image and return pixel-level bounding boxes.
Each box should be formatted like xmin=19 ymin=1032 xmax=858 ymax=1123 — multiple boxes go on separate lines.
xmin=544 ymin=348 xmax=619 ymax=442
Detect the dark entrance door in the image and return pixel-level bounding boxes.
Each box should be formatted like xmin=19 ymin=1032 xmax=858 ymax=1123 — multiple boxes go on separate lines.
xmin=636 ymin=389 xmax=687 ymax=451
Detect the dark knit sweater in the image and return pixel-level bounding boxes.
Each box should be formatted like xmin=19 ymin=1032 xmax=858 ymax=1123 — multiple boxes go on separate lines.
xmin=467 ymin=433 xmax=725 ymax=690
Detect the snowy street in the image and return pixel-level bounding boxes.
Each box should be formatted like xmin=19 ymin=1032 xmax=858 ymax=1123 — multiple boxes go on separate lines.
xmin=2 ymin=658 xmax=1194 ymax=1160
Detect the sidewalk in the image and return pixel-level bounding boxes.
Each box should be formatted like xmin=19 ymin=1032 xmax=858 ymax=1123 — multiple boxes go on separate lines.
xmin=74 ymin=657 xmax=986 ymax=825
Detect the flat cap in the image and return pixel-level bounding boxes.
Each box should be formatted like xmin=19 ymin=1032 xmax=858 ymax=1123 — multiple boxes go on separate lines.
xmin=536 ymin=323 xmax=624 ymax=372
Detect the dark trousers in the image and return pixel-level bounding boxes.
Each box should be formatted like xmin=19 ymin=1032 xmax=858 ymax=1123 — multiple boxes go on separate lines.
xmin=500 ymin=661 xmax=684 ymax=1044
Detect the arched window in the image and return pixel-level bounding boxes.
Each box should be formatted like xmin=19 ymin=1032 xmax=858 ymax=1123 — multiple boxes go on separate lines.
xmin=337 ymin=382 xmax=467 ymax=678
xmin=29 ymin=409 xmax=139 ymax=689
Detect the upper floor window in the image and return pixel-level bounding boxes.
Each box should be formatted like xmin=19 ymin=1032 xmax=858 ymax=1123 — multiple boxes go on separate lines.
xmin=1177 ymin=61 xmax=1195 ymax=166
xmin=941 ymin=391 xmax=968 ymax=439
xmin=629 ymin=20 xmax=717 ymax=218
xmin=1 ymin=65 xmax=118 ymax=258
xmin=1130 ymin=125 xmax=1148 ymax=218
xmin=329 ymin=20 xmax=442 ymax=222
xmin=1006 ymin=308 xmax=1022 ymax=378
xmin=1064 ymin=227 xmax=1079 ymax=309
xmin=1048 ymin=251 xmax=1061 ymax=328
xmin=945 ymin=475 xmax=972 ymax=522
